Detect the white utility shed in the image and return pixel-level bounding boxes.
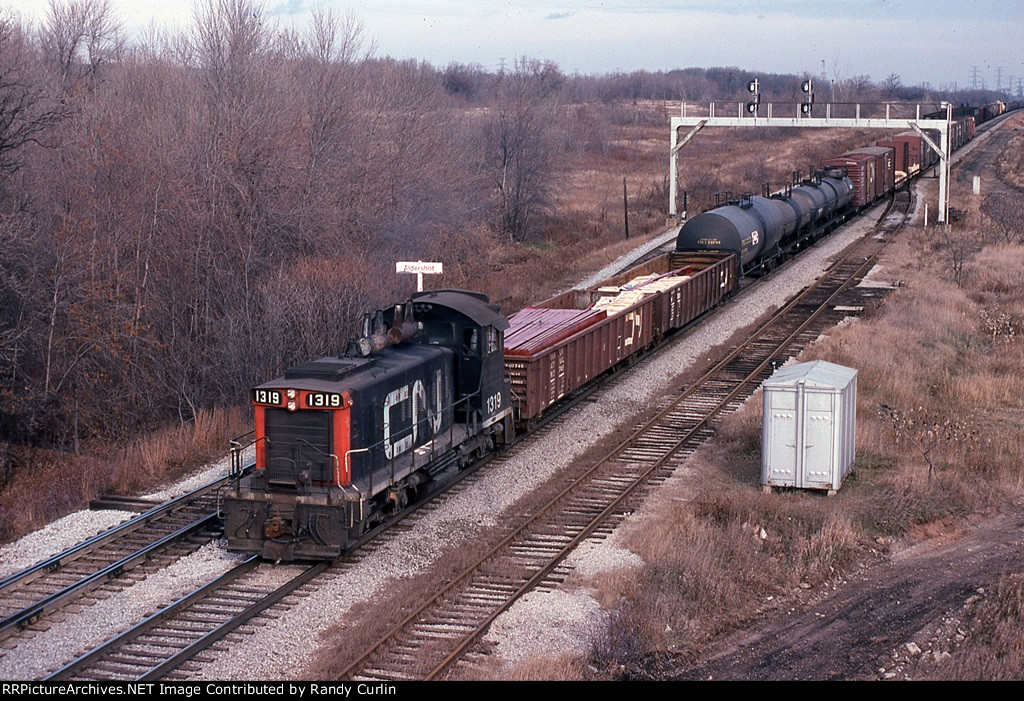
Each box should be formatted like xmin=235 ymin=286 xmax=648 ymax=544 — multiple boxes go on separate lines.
xmin=761 ymin=360 xmax=857 ymax=494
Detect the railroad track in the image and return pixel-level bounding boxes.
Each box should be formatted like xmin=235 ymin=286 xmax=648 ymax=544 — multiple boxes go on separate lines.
xmin=28 ymin=373 xmax=636 ymax=680
xmin=44 ymin=557 xmax=328 ymax=681
xmin=0 ymin=476 xmax=232 ymax=647
xmin=331 ymin=191 xmax=912 ymax=682
xmin=954 ymin=116 xmax=1022 ymax=197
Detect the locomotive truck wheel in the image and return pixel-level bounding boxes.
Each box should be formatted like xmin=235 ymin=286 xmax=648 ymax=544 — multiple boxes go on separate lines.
xmin=478 ymin=436 xmax=495 ymax=458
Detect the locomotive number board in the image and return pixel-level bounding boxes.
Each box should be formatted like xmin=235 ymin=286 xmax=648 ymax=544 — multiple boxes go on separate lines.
xmin=251 ymin=390 xmax=343 ymax=408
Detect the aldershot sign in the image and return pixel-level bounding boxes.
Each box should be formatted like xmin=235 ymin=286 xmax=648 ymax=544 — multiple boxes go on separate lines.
xmin=396 ymin=261 xmax=443 ymax=291
xmin=396 ymin=261 xmax=443 ymax=275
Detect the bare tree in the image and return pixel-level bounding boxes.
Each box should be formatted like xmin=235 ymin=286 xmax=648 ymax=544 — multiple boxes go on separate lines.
xmin=39 ymin=0 xmax=122 ymax=89
xmin=936 ymin=224 xmax=982 ymax=287
xmin=981 ymin=194 xmax=1024 ymax=244
xmin=292 ymin=10 xmax=368 ymax=206
xmin=0 ymin=16 xmax=59 ymax=178
xmin=485 ymin=57 xmax=562 ymax=241
xmin=879 ymin=404 xmax=976 ymax=484
xmin=882 ymin=73 xmax=903 ymax=100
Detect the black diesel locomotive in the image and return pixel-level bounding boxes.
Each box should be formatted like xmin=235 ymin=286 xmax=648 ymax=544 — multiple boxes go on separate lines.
xmin=224 ymin=290 xmax=513 ymax=561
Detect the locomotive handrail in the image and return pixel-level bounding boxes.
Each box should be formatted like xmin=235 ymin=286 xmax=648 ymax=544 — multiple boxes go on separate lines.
xmin=343 ymin=448 xmax=370 ymax=491
xmin=228 ymin=430 xmax=259 ymax=480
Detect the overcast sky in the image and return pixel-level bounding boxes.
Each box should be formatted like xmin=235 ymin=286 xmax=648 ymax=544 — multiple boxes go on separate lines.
xmin=6 ymin=0 xmax=1022 ymax=91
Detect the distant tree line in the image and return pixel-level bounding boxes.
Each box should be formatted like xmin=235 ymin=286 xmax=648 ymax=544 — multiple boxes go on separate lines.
xmin=442 ymin=62 xmax=1009 ymax=107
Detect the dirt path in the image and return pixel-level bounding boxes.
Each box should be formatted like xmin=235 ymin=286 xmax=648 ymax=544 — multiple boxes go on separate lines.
xmin=673 ymin=504 xmax=1024 ymax=680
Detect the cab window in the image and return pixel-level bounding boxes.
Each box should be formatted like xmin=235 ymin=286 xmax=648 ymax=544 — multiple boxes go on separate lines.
xmin=424 ymin=322 xmax=456 ymax=345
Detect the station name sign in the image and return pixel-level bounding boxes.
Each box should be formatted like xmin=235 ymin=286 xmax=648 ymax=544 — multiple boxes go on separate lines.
xmin=396 ymin=261 xmax=443 ymax=274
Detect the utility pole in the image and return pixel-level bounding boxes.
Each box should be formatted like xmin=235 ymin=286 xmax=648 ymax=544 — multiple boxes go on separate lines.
xmin=622 ymin=177 xmax=630 ymax=239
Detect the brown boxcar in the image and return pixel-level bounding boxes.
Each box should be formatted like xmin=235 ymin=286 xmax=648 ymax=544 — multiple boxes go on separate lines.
xmin=505 ymin=252 xmax=737 ymax=422
xmin=847 ymin=146 xmax=894 ymax=200
xmin=876 ymin=138 xmax=909 ymax=182
xmin=892 ymin=132 xmax=925 ymax=175
xmin=821 ymin=152 xmax=875 ymax=207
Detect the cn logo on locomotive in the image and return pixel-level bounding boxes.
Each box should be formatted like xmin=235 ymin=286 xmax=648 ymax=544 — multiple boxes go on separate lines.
xmin=383 ymin=370 xmax=444 ymax=459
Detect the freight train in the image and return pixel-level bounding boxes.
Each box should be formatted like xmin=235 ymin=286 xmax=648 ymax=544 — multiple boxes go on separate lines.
xmin=223 ymin=100 xmax=1013 ymax=561
xmin=223 ymin=254 xmax=736 ymax=560
xmin=674 ymin=100 xmax=1017 ymax=273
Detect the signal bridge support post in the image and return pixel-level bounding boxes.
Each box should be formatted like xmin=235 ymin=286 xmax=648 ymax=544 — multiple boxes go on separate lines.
xmin=669 ymin=102 xmax=951 ymax=223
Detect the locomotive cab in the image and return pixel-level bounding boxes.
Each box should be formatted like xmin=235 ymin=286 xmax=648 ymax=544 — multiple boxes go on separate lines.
xmin=224 ymin=289 xmax=513 ymax=562
xmin=404 ymin=289 xmax=511 ymax=434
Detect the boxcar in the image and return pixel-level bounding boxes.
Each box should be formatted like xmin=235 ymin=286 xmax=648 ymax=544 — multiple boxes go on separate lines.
xmin=846 ymin=146 xmax=894 ymax=200
xmin=876 ymin=138 xmax=909 ymax=182
xmin=822 ymin=152 xmax=876 ymax=207
xmin=505 ymin=252 xmax=737 ymax=423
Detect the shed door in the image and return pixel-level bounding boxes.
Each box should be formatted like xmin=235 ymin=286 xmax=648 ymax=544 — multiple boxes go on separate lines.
xmin=766 ymin=390 xmax=798 ymax=485
xmin=802 ymin=391 xmax=835 ymax=488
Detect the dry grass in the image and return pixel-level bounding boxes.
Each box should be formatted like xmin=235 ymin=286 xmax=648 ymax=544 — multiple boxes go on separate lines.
xmin=0 ymin=406 xmax=249 ymax=544
xmin=467 ymin=655 xmax=588 ymax=681
xmin=995 ymin=120 xmax=1024 ymax=190
xmin=576 ymin=205 xmax=1024 ymax=678
xmin=107 ymin=405 xmax=251 ymax=492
